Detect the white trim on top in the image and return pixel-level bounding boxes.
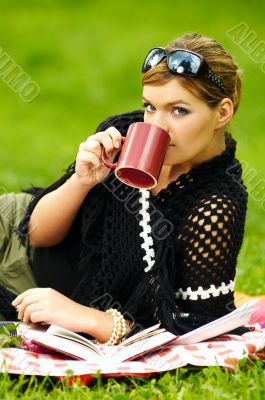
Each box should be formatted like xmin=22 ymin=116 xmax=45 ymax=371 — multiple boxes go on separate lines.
xmin=176 ymin=280 xmax=235 ymax=301
xmin=138 ymin=189 xmax=155 ymax=273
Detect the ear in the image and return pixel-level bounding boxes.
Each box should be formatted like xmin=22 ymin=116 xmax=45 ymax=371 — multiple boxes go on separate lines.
xmin=215 ymin=98 xmax=234 ymax=129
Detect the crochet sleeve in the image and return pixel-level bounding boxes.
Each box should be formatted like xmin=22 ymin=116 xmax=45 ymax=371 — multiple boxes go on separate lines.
xmin=173 ymin=192 xmax=247 ymax=329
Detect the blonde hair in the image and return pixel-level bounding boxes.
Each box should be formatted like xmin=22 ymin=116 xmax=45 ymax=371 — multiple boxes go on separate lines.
xmin=142 ymin=33 xmax=242 ymax=114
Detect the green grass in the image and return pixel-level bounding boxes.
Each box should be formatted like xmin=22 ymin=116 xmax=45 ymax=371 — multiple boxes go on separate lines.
xmin=0 ymin=361 xmax=265 ymax=399
xmin=0 ymin=0 xmax=265 ymax=397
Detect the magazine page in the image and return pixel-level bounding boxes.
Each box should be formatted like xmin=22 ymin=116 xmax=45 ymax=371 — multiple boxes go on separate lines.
xmin=173 ymin=299 xmax=260 ymax=345
xmin=17 ymin=299 xmax=259 ymax=362
xmin=121 ymin=324 xmax=162 ymax=345
xmin=46 ymin=323 xmax=177 ymax=362
xmin=107 ymin=329 xmax=177 ymax=363
xmin=47 ymin=323 xmax=162 ymax=348
xmin=19 ymin=323 xmax=104 ymax=361
xmin=19 ymin=322 xmax=170 ymax=362
xmin=107 ymin=299 xmax=260 ymax=361
xmin=46 ymin=324 xmax=100 ymax=350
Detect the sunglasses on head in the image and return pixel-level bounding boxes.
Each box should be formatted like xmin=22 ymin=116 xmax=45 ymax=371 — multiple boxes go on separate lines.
xmin=142 ymin=47 xmax=227 ymax=94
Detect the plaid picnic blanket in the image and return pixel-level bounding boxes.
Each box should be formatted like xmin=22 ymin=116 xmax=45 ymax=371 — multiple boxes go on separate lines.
xmin=0 ymin=328 xmax=264 ymax=379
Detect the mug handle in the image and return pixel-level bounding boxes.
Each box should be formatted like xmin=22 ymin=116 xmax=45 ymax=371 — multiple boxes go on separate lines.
xmin=101 ymin=137 xmax=125 ymax=169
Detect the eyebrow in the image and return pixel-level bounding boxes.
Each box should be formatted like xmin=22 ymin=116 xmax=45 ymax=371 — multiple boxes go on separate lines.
xmin=142 ymin=96 xmax=191 ymax=106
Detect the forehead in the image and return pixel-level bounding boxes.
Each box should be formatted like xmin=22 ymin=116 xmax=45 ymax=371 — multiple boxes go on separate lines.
xmin=142 ymin=79 xmax=202 ymax=106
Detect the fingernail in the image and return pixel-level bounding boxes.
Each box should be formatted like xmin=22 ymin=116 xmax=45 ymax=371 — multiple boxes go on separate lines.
xmin=115 ymin=141 xmax=120 ymax=148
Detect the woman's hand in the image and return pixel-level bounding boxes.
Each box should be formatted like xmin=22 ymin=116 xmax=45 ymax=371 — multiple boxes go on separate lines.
xmin=12 ymin=287 xmax=132 ymax=341
xmin=75 ymin=126 xmax=123 ymax=186
xmin=12 ymin=288 xmax=91 ymax=332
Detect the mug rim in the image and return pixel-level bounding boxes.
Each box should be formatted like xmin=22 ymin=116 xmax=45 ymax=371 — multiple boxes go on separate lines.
xmin=130 ymin=121 xmax=169 ymax=135
xmin=115 ymin=166 xmax=157 ymax=189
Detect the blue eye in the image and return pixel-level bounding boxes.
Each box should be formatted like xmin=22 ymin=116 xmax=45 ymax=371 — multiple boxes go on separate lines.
xmin=173 ymin=107 xmax=189 ymax=116
xmin=142 ymin=103 xmax=156 ymax=112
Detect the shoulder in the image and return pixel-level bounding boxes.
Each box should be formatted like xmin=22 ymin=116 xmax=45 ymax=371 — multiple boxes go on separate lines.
xmin=175 ymin=158 xmax=248 ymax=226
xmin=95 ymin=110 xmax=144 ymax=135
xmin=181 ymin=191 xmax=247 ymax=241
xmin=192 ymin=151 xmax=248 ymax=213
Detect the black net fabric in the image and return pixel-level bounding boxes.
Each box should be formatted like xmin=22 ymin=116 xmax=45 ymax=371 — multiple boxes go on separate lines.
xmin=137 ymin=134 xmax=248 ymax=333
xmin=177 ymin=194 xmax=243 ymax=299
xmin=17 ymin=110 xmax=248 ymax=335
xmin=86 ymin=116 xmax=248 ymax=334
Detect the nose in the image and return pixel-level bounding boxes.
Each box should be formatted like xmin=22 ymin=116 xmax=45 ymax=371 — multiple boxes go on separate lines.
xmin=145 ymin=112 xmax=169 ymax=133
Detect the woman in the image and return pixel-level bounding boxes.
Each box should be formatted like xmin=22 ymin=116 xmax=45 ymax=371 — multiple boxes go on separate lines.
xmin=5 ymin=32 xmax=251 ymax=344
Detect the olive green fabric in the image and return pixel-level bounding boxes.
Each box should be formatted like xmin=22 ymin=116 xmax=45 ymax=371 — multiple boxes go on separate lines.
xmin=0 ymin=192 xmax=36 ymax=295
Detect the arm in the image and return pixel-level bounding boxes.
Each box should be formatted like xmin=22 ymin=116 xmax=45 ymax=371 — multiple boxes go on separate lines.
xmin=11 ymin=193 xmax=246 ymax=340
xmin=28 ymin=174 xmax=94 ymax=247
xmin=174 ymin=193 xmax=247 ymax=328
xmin=28 ymin=127 xmax=123 ymax=247
xmin=12 ymin=288 xmax=129 ymax=343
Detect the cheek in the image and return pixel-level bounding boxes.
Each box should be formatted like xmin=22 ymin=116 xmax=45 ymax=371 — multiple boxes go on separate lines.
xmin=172 ymin=114 xmax=215 ymax=147
xmin=143 ymin=112 xmax=151 ymax=124
xmin=165 ymin=117 xmax=216 ymax=162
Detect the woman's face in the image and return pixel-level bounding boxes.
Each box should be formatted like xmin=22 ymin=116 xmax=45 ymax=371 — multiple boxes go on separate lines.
xmin=142 ymin=79 xmax=224 ymax=169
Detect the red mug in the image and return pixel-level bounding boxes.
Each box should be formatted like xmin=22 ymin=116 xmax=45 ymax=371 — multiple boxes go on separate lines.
xmin=101 ymin=122 xmax=170 ymax=189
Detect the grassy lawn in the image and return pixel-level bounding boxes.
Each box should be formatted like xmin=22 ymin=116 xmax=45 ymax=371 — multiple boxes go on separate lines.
xmin=0 ymin=0 xmax=264 ymax=398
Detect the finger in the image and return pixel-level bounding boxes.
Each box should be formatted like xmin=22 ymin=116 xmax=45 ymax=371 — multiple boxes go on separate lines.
xmin=12 ymin=288 xmax=39 ymax=307
xmin=80 ymin=139 xmax=111 ymax=161
xmin=23 ymin=303 xmax=41 ymax=323
xmin=104 ymin=127 xmax=123 ymax=149
xmin=88 ymin=131 xmax=114 ymax=156
xmin=12 ymin=291 xmax=28 ymax=307
xmin=94 ymin=127 xmax=122 ymax=155
xmin=80 ymin=140 xmax=101 ymax=155
xmin=17 ymin=295 xmax=40 ymax=320
xmin=29 ymin=311 xmax=47 ymax=324
xmin=77 ymin=150 xmax=102 ymax=169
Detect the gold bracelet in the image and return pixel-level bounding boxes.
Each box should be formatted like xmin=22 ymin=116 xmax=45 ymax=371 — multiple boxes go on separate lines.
xmin=104 ymin=308 xmax=127 ymax=346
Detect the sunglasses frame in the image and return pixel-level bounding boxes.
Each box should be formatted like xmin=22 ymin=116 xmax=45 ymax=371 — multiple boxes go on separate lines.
xmin=142 ymin=47 xmax=227 ymax=94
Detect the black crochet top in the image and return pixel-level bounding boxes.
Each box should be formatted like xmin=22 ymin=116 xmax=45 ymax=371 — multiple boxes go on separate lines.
xmin=17 ymin=110 xmax=248 ymax=335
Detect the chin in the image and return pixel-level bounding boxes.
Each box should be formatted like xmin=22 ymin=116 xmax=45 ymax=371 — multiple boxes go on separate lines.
xmin=163 ymin=154 xmax=186 ymax=167
xmin=163 ymin=151 xmax=178 ymax=165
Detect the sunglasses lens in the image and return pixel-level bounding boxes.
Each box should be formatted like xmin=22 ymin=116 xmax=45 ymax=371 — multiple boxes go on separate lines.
xmin=168 ymin=51 xmax=202 ymax=76
xmin=142 ymin=48 xmax=166 ymax=71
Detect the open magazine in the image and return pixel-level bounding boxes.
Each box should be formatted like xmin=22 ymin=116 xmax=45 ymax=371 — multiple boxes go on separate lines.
xmin=13 ymin=299 xmax=259 ymax=363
